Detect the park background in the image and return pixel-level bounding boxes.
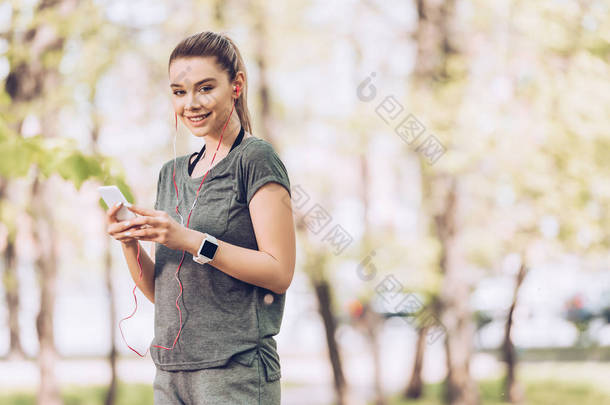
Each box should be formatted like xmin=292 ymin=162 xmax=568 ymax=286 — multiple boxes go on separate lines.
xmin=1 ymin=0 xmax=610 ymax=404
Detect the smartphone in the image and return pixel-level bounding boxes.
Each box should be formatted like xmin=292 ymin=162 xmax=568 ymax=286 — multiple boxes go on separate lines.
xmin=98 ymin=185 xmax=137 ymax=221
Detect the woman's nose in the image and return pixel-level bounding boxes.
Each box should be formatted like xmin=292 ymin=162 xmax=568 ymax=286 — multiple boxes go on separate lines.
xmin=186 ymin=91 xmax=202 ymax=109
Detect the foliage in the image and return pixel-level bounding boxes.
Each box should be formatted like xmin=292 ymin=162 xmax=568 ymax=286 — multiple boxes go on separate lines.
xmin=0 ymin=117 xmax=134 ymax=211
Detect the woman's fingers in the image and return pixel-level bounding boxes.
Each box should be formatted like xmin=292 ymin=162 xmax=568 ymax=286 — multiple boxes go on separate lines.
xmin=108 ymin=215 xmax=158 ymax=240
xmin=106 ymin=202 xmax=124 ymax=223
xmin=123 ymin=226 xmax=158 ymax=241
xmin=108 ymin=220 xmax=147 ymax=236
xmin=106 ymin=203 xmax=165 ymax=243
xmin=109 ymin=222 xmax=147 ymax=234
xmin=115 ymin=234 xmax=137 ymax=243
xmin=119 ymin=215 xmax=160 ymax=230
xmin=127 ymin=205 xmax=158 ymax=216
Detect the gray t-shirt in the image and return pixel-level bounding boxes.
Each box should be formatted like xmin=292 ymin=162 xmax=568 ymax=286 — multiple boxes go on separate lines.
xmin=151 ymin=136 xmax=291 ymax=382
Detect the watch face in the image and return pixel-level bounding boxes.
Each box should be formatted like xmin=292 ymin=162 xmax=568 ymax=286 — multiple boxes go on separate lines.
xmin=200 ymin=239 xmax=218 ymax=259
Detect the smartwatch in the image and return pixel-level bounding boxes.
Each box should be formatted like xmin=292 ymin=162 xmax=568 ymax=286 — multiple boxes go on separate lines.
xmin=193 ymin=233 xmax=219 ymax=265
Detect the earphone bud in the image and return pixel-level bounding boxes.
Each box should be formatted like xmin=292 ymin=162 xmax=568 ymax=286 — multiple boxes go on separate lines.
xmin=234 ymin=84 xmax=240 ymax=97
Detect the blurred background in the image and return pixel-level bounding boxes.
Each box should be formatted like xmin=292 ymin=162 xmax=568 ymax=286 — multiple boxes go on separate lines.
xmin=1 ymin=0 xmax=609 ymax=404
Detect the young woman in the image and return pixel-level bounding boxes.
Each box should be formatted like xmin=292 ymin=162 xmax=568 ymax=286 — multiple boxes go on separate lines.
xmin=105 ymin=31 xmax=295 ymax=404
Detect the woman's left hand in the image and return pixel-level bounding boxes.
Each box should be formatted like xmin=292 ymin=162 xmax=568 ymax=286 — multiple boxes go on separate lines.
xmin=123 ymin=205 xmax=188 ymax=251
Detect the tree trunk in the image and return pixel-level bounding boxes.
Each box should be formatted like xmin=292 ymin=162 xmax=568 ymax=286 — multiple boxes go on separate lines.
xmin=4 ymin=235 xmax=25 ymax=359
xmin=295 ymin=195 xmax=347 ymax=405
xmin=434 ymin=177 xmax=479 ymax=405
xmin=442 ymin=301 xmax=478 ymax=405
xmin=251 ymin=0 xmax=275 ymax=144
xmin=89 ymin=118 xmax=119 ymax=405
xmin=103 ymin=237 xmax=118 ymax=405
xmin=502 ymin=257 xmax=527 ymax=404
xmin=212 ymin=0 xmax=225 ymax=25
xmin=359 ymin=148 xmax=386 ymax=405
xmin=413 ymin=1 xmax=476 ymax=401
xmin=363 ymin=306 xmax=386 ymax=405
xmin=370 ymin=331 xmax=385 ymax=405
xmin=5 ymin=2 xmax=80 ymax=404
xmin=413 ymin=0 xmax=457 ymax=81
xmin=404 ymin=324 xmax=429 ymax=399
xmin=89 ymin=71 xmax=119 ymax=405
xmin=31 ymin=174 xmax=62 ymax=405
xmin=313 ymin=278 xmax=347 ymax=405
xmin=0 ymin=177 xmax=25 ymax=360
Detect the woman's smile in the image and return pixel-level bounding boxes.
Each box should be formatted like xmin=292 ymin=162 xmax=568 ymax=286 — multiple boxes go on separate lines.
xmin=186 ymin=111 xmax=211 ymax=126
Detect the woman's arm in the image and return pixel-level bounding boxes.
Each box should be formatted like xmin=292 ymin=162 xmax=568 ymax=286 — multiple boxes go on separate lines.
xmin=182 ymin=232 xmax=290 ymax=294
xmin=120 ymin=240 xmax=155 ymax=304
xmin=106 ymin=202 xmax=156 ymax=304
xmin=126 ymin=182 xmax=296 ymax=295
xmin=183 ymin=182 xmax=295 ymax=294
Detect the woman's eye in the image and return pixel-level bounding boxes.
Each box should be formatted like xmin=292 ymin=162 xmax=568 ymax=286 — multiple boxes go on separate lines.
xmin=172 ymin=87 xmax=211 ymax=96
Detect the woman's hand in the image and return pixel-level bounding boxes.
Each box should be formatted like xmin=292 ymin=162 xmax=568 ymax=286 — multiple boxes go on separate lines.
xmin=122 ymin=205 xmax=189 ymax=251
xmin=106 ymin=202 xmax=141 ymax=246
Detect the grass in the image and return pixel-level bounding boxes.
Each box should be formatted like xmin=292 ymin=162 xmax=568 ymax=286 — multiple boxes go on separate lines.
xmin=379 ymin=377 xmax=610 ymax=405
xmin=0 ymin=382 xmax=153 ymax=405
xmin=0 ymin=378 xmax=608 ymax=405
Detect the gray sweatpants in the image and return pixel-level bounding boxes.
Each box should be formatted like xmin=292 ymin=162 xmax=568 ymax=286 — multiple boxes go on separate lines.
xmin=153 ymin=351 xmax=281 ymax=404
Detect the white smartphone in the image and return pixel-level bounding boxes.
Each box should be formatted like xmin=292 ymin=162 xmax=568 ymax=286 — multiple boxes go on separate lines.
xmin=98 ymin=185 xmax=137 ymax=221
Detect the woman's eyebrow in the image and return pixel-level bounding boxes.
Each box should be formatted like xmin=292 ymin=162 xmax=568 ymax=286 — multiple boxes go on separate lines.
xmin=170 ymin=77 xmax=216 ymax=88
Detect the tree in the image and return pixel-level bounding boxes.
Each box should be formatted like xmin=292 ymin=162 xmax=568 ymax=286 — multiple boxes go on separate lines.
xmin=410 ymin=0 xmax=480 ymax=402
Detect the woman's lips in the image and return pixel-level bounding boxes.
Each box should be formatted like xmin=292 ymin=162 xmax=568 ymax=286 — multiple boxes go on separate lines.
xmin=186 ymin=112 xmax=211 ymax=126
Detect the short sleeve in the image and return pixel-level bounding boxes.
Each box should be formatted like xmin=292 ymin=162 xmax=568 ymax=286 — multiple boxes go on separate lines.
xmin=240 ymin=140 xmax=291 ymax=206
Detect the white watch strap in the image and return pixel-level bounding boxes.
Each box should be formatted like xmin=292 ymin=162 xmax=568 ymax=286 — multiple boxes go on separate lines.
xmin=193 ymin=233 xmax=218 ymax=264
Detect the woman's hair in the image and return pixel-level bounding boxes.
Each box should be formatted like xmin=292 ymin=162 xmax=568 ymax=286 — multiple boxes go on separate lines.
xmin=168 ymin=31 xmax=252 ymax=134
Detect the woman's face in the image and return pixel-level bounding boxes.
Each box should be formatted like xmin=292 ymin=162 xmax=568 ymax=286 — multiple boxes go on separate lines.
xmin=169 ymin=56 xmax=235 ymax=138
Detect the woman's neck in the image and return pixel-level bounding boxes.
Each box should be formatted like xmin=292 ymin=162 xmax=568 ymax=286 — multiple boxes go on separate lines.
xmin=206 ymin=116 xmax=242 ymax=152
